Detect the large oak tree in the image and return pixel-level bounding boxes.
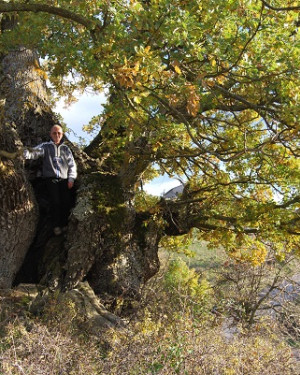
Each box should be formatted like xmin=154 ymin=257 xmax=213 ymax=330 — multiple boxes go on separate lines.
xmin=0 ymin=0 xmax=299 ymax=308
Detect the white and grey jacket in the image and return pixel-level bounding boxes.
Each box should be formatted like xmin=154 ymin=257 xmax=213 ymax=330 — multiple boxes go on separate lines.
xmin=24 ymin=141 xmax=77 ymax=182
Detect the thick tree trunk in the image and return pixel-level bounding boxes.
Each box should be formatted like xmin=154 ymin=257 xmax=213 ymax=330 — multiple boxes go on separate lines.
xmin=38 ymin=174 xmax=161 ymax=303
xmin=0 ymin=39 xmax=162 ymax=304
xmin=0 ymin=129 xmax=37 ymax=288
xmin=0 ymin=16 xmax=58 ymax=289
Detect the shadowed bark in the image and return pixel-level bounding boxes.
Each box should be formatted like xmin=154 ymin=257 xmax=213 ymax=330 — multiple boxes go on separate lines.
xmin=0 ymin=16 xmax=54 ymax=288
xmin=0 ymin=23 xmax=165 ymax=303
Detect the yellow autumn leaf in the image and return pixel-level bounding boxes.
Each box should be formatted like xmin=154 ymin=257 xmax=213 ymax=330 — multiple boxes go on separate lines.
xmin=210 ymin=57 xmax=216 ymax=67
xmin=173 ymin=60 xmax=182 ymax=75
xmin=216 ymin=75 xmax=225 ymax=84
xmin=144 ymin=45 xmax=151 ymax=54
xmin=133 ymin=96 xmax=141 ymax=104
xmin=133 ymin=61 xmax=140 ymax=72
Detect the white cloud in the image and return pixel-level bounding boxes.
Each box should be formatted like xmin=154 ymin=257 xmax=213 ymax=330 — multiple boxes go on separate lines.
xmin=55 ymin=92 xmax=106 ymax=142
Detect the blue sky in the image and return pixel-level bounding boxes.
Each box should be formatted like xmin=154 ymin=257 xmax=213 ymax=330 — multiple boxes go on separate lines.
xmin=55 ymin=92 xmax=180 ymax=196
xmin=55 ymin=91 xmax=105 ymax=143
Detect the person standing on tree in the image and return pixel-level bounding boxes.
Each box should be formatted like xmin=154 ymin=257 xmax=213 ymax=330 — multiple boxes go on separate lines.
xmin=24 ymin=125 xmax=77 ymax=236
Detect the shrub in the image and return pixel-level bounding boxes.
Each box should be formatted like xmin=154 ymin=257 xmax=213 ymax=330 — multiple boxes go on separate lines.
xmin=163 ymin=257 xmax=212 ymax=316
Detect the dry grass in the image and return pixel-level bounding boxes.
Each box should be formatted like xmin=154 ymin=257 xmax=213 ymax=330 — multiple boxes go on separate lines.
xmin=101 ymin=318 xmax=297 ymax=375
xmin=0 ymin=253 xmax=299 ymax=375
xmin=0 ymin=289 xmax=103 ymax=375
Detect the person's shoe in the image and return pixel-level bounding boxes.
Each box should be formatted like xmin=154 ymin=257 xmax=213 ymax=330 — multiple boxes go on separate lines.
xmin=53 ymin=227 xmax=62 ymax=236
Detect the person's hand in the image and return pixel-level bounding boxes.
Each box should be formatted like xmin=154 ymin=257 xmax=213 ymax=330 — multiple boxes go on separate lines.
xmin=68 ymin=181 xmax=74 ymax=189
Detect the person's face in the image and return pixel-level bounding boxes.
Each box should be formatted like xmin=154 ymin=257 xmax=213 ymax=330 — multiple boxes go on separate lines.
xmin=50 ymin=126 xmax=63 ymax=145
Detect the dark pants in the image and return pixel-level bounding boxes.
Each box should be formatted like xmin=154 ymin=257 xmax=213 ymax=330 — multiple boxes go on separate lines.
xmin=45 ymin=178 xmax=71 ymax=228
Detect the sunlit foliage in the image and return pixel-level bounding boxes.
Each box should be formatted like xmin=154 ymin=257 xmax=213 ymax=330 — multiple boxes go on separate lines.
xmin=0 ymin=0 xmax=299 ymax=263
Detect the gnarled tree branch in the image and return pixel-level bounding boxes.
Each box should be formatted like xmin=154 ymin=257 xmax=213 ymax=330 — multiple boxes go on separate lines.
xmin=0 ymin=1 xmax=103 ymax=31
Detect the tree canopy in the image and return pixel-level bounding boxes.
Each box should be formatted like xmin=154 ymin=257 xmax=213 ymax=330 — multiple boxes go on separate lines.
xmin=0 ymin=0 xmax=299 ymax=265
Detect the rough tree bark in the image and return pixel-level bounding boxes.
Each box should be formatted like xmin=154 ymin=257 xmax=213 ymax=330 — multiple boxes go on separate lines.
xmin=0 ymin=32 xmax=167 ymax=307
xmin=0 ymin=16 xmax=56 ymax=288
